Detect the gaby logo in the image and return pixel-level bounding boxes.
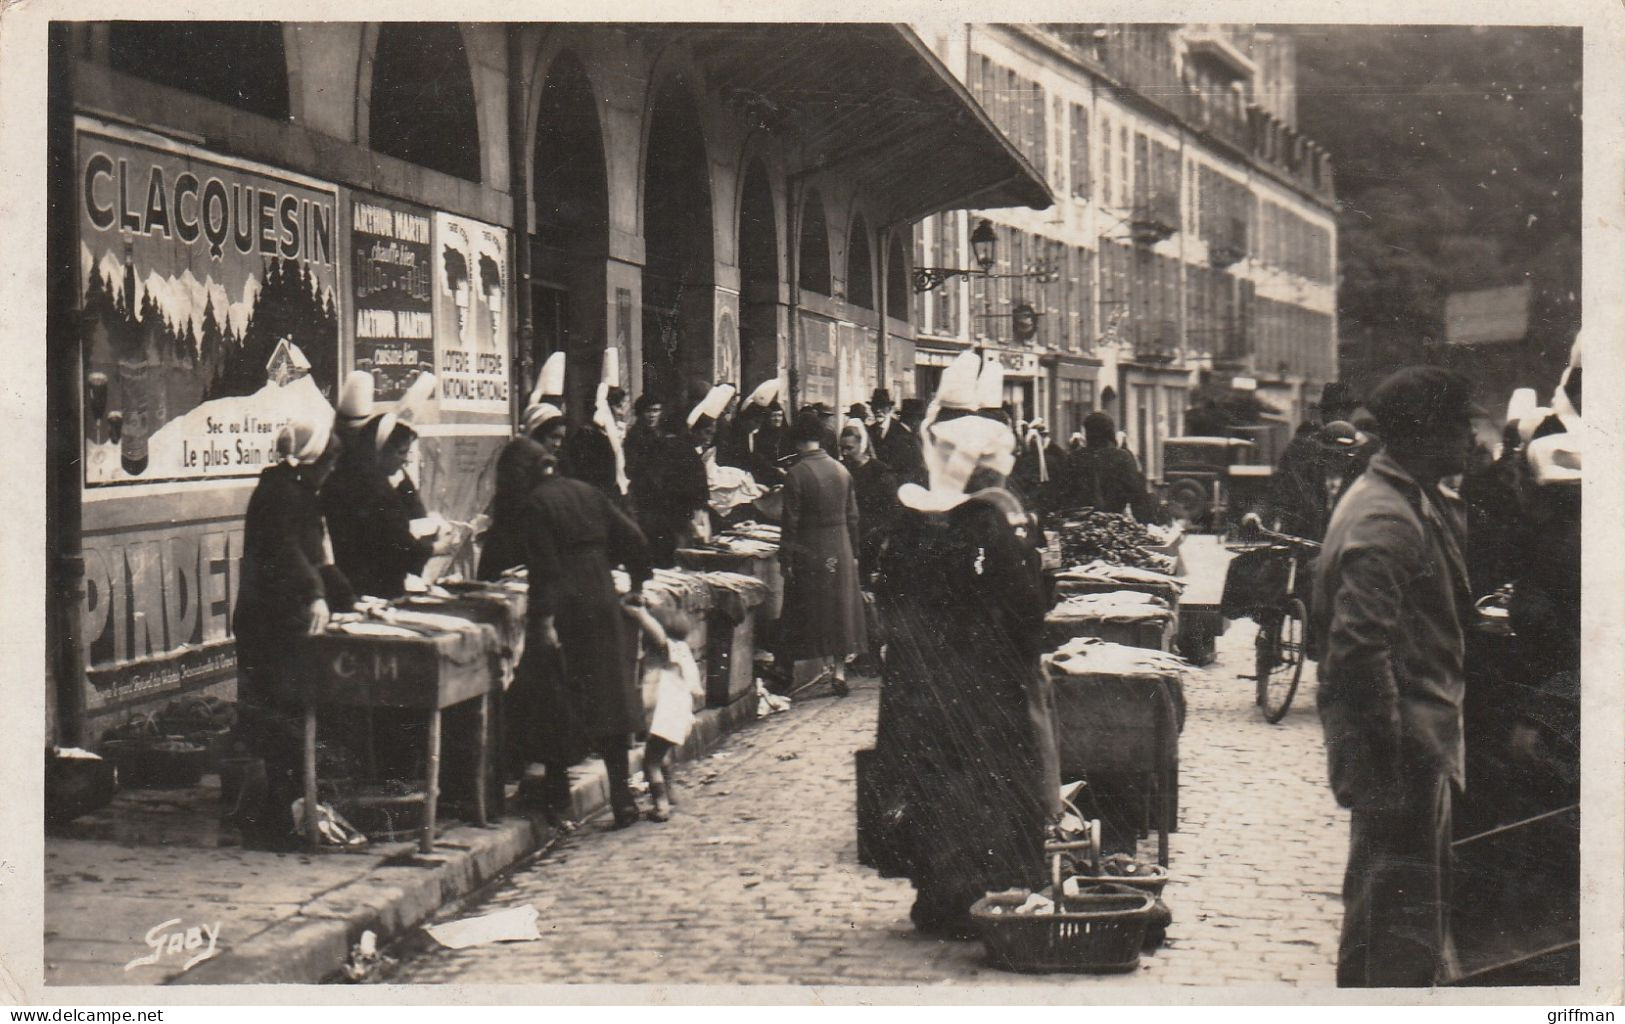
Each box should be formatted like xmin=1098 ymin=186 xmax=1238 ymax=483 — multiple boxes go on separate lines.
xmin=124 ymin=918 xmax=221 ymax=972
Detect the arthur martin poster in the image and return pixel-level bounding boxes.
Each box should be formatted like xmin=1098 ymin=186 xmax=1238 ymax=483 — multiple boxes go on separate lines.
xmin=349 ymin=194 xmax=434 ymax=402
xmin=433 ymin=212 xmax=509 ymax=414
xmin=77 ymin=117 xmax=340 ymax=486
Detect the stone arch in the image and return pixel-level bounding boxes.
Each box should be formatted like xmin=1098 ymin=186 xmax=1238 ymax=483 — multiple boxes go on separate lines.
xmin=640 ymin=72 xmax=716 ymax=409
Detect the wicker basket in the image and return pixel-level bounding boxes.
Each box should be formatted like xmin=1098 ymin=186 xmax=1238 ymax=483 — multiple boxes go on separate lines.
xmin=970 ymin=888 xmax=1154 ymax=974
xmin=970 ymin=846 xmax=1154 ymax=973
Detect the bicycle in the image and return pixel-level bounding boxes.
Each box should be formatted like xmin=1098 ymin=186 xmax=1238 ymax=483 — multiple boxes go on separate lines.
xmin=1220 ymin=513 xmax=1321 ymax=723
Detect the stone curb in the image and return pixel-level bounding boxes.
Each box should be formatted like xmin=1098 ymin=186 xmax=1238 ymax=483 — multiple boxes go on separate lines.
xmin=173 ymin=693 xmax=763 ymax=985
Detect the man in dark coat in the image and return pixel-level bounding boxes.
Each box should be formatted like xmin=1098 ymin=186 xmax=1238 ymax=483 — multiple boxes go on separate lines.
xmin=624 ymin=394 xmax=664 ymax=499
xmin=871 ymin=389 xmax=927 ymax=488
xmin=775 ymin=410 xmax=867 ymax=693
xmin=1312 ymin=366 xmax=1475 ymax=987
xmin=1059 ymin=411 xmax=1158 ymax=520
xmin=518 ymin=458 xmax=652 ymax=826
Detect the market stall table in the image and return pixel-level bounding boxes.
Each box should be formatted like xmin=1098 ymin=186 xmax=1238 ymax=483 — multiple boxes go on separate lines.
xmin=1044 ymin=640 xmax=1186 ymax=866
xmin=296 ymin=612 xmax=505 ymax=854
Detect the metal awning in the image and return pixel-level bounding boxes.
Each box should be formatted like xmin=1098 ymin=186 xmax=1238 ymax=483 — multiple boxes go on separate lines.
xmin=664 ymin=24 xmax=1054 ymax=224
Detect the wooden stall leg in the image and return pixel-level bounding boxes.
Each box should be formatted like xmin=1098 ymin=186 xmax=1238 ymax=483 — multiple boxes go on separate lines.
xmin=473 ymin=693 xmax=490 ymax=828
xmin=303 ymin=704 xmax=320 ymax=852
xmin=422 ymin=708 xmax=442 ymax=855
xmin=1155 ymin=685 xmax=1174 ymax=868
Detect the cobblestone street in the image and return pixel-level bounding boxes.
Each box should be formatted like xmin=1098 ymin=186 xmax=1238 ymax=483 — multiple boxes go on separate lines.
xmin=392 ymin=612 xmax=1350 ymax=989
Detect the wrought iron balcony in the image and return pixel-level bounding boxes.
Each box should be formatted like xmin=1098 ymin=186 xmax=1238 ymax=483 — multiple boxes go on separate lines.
xmin=1130 ymin=189 xmax=1181 ymax=246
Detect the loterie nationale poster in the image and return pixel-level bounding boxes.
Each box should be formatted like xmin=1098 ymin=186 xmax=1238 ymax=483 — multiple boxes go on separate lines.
xmin=77 ymin=117 xmax=340 ymax=486
xmin=433 ymin=212 xmax=510 ymax=413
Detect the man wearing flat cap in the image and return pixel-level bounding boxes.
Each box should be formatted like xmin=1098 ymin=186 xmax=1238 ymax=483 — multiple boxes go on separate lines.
xmin=1312 ymin=365 xmax=1476 ymax=987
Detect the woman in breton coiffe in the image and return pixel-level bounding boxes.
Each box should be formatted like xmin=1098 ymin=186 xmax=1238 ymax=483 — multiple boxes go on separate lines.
xmin=866 ymin=349 xmax=1061 ymax=939
xmin=230 ymin=408 xmax=351 ymax=850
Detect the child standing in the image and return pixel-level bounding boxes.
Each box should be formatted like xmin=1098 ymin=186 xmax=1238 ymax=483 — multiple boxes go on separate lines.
xmin=625 ymin=602 xmax=704 ymax=821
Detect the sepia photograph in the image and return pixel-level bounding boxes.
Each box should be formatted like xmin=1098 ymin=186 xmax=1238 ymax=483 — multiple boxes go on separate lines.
xmin=6 ymin=2 xmax=1620 ymax=1007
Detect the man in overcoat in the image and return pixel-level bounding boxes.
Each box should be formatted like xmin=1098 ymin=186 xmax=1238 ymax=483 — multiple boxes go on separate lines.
xmin=1312 ymin=365 xmax=1475 ymax=988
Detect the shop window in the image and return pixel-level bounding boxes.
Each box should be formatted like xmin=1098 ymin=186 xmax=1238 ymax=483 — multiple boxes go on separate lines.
xmin=798 ymin=189 xmax=832 ymax=295
xmin=369 ymin=23 xmax=482 ymax=182
xmin=846 ymin=214 xmax=875 ymax=310
xmin=886 ymin=233 xmax=910 ymax=324
xmin=108 ymin=22 xmax=289 ymax=120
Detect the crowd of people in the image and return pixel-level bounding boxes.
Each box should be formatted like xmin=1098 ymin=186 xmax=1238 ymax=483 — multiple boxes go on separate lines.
xmin=225 ymin=323 xmax=1582 ymax=983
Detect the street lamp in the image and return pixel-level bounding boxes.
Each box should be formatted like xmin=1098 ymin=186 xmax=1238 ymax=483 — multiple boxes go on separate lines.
xmin=913 ymin=218 xmax=1059 ymax=293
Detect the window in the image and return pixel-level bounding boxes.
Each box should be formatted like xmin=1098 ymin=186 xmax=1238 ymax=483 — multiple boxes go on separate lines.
xmin=109 ymin=22 xmax=289 ymax=120
xmin=846 ymin=214 xmax=874 ymax=309
xmin=370 ymin=24 xmax=482 ymax=181
xmin=798 ymin=189 xmax=832 ymax=294
xmin=1069 ymin=104 xmax=1090 ymax=199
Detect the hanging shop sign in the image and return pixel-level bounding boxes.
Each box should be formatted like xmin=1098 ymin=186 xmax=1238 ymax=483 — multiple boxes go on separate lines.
xmin=349 ymin=195 xmax=435 ymax=401
xmin=77 ymin=117 xmax=341 ymax=487
xmin=433 ymin=213 xmax=510 ymax=413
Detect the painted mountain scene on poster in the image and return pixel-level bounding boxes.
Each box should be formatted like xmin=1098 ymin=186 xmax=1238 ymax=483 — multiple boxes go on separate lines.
xmin=77 ymin=119 xmax=340 ymax=486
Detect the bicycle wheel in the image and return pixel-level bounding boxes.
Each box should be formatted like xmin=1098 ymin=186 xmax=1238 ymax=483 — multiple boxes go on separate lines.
xmin=1256 ymin=598 xmax=1308 ymax=723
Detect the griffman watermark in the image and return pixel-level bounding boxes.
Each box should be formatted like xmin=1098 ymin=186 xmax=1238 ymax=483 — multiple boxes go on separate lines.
xmin=123 ymin=918 xmax=221 ymax=973
xmin=1548 ymin=1013 xmax=1616 ymax=1023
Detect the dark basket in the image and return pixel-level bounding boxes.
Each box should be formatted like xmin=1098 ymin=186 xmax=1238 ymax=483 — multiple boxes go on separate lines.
xmin=1220 ymin=545 xmax=1293 ymax=620
xmin=970 ymin=888 xmax=1154 ymax=974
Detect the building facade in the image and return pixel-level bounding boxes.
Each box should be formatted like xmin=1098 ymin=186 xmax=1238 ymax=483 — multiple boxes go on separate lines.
xmin=48 ymin=22 xmax=1047 ymax=743
xmin=912 ymin=25 xmax=1337 ymax=480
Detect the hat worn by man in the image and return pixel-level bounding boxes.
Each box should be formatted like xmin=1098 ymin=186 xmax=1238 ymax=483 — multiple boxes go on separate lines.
xmin=1366 ymin=365 xmax=1478 ymax=443
xmin=899 ymin=398 xmax=927 ymax=420
xmin=870 ymin=388 xmax=895 ymax=412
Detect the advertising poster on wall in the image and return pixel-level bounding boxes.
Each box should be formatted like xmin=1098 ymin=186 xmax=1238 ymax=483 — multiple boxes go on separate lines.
xmin=350 ymin=195 xmax=435 ymax=401
xmin=433 ymin=212 xmax=510 ymax=413
xmin=77 ymin=117 xmax=341 ymax=486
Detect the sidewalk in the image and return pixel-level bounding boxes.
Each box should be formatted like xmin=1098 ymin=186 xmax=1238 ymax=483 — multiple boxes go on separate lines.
xmin=44 ymin=693 xmax=762 ymax=987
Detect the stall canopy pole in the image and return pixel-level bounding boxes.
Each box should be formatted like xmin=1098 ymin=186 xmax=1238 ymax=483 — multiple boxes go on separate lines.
xmin=48 ymin=24 xmax=87 ymax=747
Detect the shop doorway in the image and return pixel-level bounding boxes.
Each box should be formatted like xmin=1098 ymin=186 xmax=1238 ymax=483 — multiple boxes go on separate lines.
xmin=532 ymin=52 xmax=608 ymax=417
xmin=642 ymin=75 xmax=715 ymax=412
xmin=738 ymin=160 xmax=779 ymax=394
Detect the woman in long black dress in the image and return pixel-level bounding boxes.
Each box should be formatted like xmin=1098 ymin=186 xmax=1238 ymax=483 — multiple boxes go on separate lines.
xmin=232 ymin=414 xmax=351 ymax=849
xmin=519 ymin=453 xmax=654 ymax=827
xmin=869 ymin=406 xmax=1059 ymax=937
xmin=321 ymin=413 xmax=438 ymax=600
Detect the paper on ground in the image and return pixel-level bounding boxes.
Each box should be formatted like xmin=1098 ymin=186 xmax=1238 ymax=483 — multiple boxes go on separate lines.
xmin=425 ymin=905 xmax=542 ymax=949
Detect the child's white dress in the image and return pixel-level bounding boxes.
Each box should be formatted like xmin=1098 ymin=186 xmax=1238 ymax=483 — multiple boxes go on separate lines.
xmin=647 ymin=639 xmax=703 ymax=744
